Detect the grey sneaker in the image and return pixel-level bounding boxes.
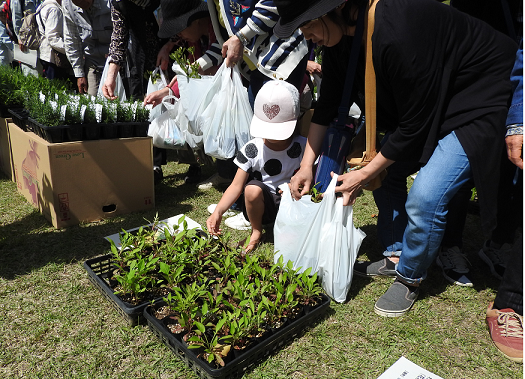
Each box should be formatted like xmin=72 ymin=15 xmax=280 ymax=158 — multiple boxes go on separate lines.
xmin=436 ymin=246 xmax=473 ymax=287
xmin=354 ymin=258 xmax=397 ymax=277
xmin=374 ymin=279 xmax=419 ymax=317
xmin=478 ymin=241 xmax=511 ymax=280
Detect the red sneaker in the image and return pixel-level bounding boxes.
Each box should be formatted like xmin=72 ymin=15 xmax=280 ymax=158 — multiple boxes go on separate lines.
xmin=486 ymin=302 xmax=523 ymax=363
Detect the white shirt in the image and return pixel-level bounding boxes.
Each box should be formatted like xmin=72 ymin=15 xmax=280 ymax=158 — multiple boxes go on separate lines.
xmin=234 ymin=135 xmax=307 ymax=193
xmin=37 ymin=0 xmax=66 ymax=64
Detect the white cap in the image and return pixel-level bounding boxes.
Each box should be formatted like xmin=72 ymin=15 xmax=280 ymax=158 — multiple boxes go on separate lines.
xmin=250 ymin=80 xmax=300 ymax=140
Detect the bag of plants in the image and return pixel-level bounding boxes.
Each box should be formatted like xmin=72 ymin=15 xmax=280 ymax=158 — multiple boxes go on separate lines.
xmin=273 ymin=174 xmax=366 ymax=302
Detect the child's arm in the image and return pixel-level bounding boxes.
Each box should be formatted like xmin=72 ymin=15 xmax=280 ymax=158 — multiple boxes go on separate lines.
xmin=206 ymin=168 xmax=249 ymax=235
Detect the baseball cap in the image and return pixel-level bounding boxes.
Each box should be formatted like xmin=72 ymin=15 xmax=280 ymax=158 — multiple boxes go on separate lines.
xmin=250 ymin=80 xmax=300 ymax=140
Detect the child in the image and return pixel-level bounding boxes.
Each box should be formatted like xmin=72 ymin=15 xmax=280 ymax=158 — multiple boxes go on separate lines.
xmin=206 ymin=80 xmax=307 ymax=253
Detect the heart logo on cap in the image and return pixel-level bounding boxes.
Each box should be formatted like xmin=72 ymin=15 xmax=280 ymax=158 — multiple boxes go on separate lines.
xmin=263 ymin=104 xmax=280 ymax=120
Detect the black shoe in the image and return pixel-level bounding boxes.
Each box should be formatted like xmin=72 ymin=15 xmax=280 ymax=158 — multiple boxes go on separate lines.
xmin=374 ymin=278 xmax=419 ymax=317
xmin=354 ymin=257 xmax=397 ymax=277
xmin=153 ymin=166 xmax=164 ymax=184
xmin=184 ymin=164 xmax=202 ymax=184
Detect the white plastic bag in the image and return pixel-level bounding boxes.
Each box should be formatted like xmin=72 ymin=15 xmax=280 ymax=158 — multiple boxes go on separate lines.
xmin=200 ymin=64 xmax=235 ymax=159
xmin=231 ymin=65 xmax=252 ymax=150
xmin=200 ymin=64 xmax=252 ymax=159
xmin=176 ymin=62 xmax=215 ymax=148
xmin=97 ymin=57 xmax=127 ymax=100
xmin=145 ymin=67 xmax=168 ymax=122
xmin=177 ymin=63 xmax=252 ymax=155
xmin=273 ymin=174 xmax=366 ymax=303
xmin=148 ymin=95 xmax=186 ymax=149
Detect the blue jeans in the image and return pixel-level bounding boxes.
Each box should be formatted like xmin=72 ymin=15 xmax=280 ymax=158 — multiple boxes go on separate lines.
xmin=396 ymin=132 xmax=472 ymax=284
xmin=373 ymin=134 xmax=420 ymax=257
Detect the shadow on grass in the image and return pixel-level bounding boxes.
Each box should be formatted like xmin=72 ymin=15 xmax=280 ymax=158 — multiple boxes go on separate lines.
xmin=0 ymin=169 xmax=206 ymax=279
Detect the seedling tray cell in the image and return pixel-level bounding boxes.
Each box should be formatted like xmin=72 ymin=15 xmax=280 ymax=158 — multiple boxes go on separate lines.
xmin=66 ymin=124 xmax=83 ymax=141
xmin=117 ymin=123 xmax=134 ymax=138
xmin=83 ymin=123 xmax=102 ymax=140
xmin=27 ymin=118 xmax=66 ymax=143
xmin=133 ymin=122 xmax=149 ymax=137
xmin=83 ymin=254 xmax=164 ymax=326
xmin=101 ymin=123 xmax=119 ymax=139
xmin=144 ymin=294 xmax=331 ymax=379
xmin=8 ymin=108 xmax=29 ymax=131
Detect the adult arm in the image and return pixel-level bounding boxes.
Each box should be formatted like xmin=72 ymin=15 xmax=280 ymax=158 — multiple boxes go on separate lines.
xmin=103 ymin=4 xmax=127 ymax=99
xmin=62 ymin=0 xmax=86 ymax=91
xmin=43 ymin=6 xmax=66 ymax=53
xmin=222 ymin=0 xmax=279 ymax=67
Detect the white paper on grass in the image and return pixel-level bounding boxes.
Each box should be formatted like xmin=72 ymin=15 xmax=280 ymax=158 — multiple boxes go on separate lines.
xmin=104 ymin=214 xmax=203 ymax=250
xmin=377 ymin=356 xmax=444 ymax=379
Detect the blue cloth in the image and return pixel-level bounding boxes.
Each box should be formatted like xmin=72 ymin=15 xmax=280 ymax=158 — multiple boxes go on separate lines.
xmin=0 ymin=22 xmax=13 ymax=65
xmin=395 ymin=132 xmax=473 ymax=284
xmin=506 ymin=40 xmax=523 ymax=128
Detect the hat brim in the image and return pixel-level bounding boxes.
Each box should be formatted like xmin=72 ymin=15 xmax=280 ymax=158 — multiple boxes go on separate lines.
xmin=274 ymin=0 xmax=346 ymax=38
xmin=158 ymin=2 xmax=208 ymax=39
xmin=250 ymin=117 xmax=297 ymax=141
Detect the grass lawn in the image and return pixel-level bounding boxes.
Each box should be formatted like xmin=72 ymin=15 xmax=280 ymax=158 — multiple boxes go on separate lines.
xmin=0 ymin=152 xmax=522 ymax=379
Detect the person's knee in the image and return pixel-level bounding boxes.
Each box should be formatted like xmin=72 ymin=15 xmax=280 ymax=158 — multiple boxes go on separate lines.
xmin=244 ymin=185 xmax=264 ymax=203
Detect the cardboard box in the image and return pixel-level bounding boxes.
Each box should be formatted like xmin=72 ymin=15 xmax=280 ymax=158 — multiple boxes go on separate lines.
xmin=9 ymin=123 xmax=155 ymax=228
xmin=0 ymin=117 xmax=15 ymax=181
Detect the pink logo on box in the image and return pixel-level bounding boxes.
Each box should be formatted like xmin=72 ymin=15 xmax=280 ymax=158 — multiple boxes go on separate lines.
xmin=22 ymin=140 xmax=40 ymax=206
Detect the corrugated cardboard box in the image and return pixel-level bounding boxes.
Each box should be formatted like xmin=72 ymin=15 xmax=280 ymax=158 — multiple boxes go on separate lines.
xmin=0 ymin=117 xmax=15 ymax=181
xmin=9 ymin=123 xmax=155 ymax=228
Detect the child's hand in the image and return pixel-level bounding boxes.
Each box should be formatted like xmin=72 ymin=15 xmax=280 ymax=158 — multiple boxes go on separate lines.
xmin=206 ymin=213 xmax=223 ymax=236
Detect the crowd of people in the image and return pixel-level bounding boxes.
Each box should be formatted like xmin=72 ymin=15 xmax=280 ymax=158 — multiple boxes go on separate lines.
xmin=0 ymin=0 xmax=522 ymax=364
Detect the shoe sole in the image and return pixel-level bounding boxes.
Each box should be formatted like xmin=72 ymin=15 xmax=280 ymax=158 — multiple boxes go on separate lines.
xmin=436 ymin=257 xmax=473 ymax=287
xmin=374 ymin=304 xmax=413 ymax=317
xmin=353 ymin=270 xmax=396 ymax=278
xmin=478 ymin=249 xmax=504 ymax=280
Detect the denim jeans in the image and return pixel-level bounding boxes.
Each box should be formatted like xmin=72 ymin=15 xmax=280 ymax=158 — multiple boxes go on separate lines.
xmin=396 ymin=132 xmax=472 ymax=284
xmin=373 ymin=134 xmax=420 ymax=257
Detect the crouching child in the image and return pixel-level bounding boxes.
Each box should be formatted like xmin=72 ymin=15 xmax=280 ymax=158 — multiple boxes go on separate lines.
xmin=206 ymin=80 xmax=306 ymax=253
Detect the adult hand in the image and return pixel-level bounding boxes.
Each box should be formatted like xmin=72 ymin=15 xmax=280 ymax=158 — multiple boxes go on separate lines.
xmin=333 ymin=170 xmax=367 ymax=206
xmin=18 ymin=43 xmax=27 ymax=53
xmin=222 ymin=35 xmax=243 ymax=68
xmin=289 ymin=166 xmax=314 ymax=200
xmin=157 ymin=41 xmax=176 ymax=71
xmin=506 ymin=134 xmax=523 ymax=169
xmin=206 ymin=212 xmax=223 ymax=236
xmin=306 ymin=60 xmax=322 ymax=76
xmin=143 ymin=87 xmax=169 ymax=108
xmin=77 ymin=77 xmax=88 ymax=94
xmin=101 ymin=62 xmax=119 ymax=100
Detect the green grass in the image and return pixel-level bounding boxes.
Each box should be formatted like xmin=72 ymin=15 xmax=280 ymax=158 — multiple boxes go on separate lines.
xmin=0 ymin=152 xmax=522 ymax=379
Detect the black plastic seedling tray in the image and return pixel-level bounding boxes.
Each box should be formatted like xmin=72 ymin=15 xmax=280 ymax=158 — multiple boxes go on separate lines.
xmin=83 ymin=254 xmax=165 ymax=326
xmin=144 ymin=294 xmax=331 ymax=379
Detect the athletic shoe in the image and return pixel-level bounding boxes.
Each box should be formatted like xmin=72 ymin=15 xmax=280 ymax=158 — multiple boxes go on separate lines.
xmin=207 ymin=204 xmax=236 ymax=218
xmin=486 ymin=301 xmax=523 ymax=363
xmin=436 ymin=246 xmax=473 ymax=287
xmin=197 ymin=173 xmax=232 ymax=190
xmin=184 ymin=164 xmax=202 ymax=184
xmin=225 ymin=213 xmax=251 ymax=231
xmin=354 ymin=257 xmax=397 ymax=277
xmin=478 ymin=241 xmax=511 ymax=280
xmin=374 ymin=279 xmax=419 ymax=317
xmin=153 ymin=166 xmax=163 ymax=184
